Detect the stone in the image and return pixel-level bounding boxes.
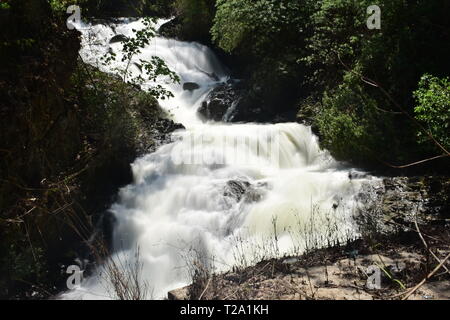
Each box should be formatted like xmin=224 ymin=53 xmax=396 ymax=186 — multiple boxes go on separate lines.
xmin=182 ymin=82 xmax=200 ymax=91
xmin=167 ymin=286 xmax=189 ymax=300
xmin=198 ymin=82 xmax=242 ymax=122
xmin=109 ymin=34 xmax=129 ymax=44
xmin=223 ymin=179 xmax=266 ymax=204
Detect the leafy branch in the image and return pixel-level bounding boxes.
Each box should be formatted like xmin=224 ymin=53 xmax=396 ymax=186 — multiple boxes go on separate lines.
xmin=101 ymin=17 xmax=180 ymax=100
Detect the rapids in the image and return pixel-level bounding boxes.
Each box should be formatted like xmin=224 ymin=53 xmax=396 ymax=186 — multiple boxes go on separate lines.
xmin=62 ymin=18 xmax=376 ymax=299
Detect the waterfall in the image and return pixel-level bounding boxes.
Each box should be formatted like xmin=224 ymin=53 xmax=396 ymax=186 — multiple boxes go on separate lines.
xmin=62 ymin=18 xmax=376 ymax=299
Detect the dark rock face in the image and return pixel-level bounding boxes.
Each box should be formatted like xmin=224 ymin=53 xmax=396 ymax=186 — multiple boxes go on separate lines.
xmin=198 ymin=82 xmax=243 ymax=122
xmin=198 ymin=79 xmax=297 ymax=123
xmin=356 ymin=176 xmax=450 ymax=236
xmin=225 ymin=180 xmax=251 ymax=202
xmin=158 ymin=16 xmax=183 ymax=39
xmin=183 ymin=82 xmax=200 ymax=91
xmin=137 ymin=113 xmax=185 ymax=155
xmin=224 ymin=179 xmax=267 ymax=204
xmin=109 ymin=34 xmax=129 ymax=44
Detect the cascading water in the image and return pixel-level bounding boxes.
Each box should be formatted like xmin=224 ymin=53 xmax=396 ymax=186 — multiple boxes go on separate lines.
xmin=62 ymin=19 xmax=377 ymax=299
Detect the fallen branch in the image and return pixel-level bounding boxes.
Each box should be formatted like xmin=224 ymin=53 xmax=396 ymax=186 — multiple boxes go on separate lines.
xmin=414 ymin=211 xmax=450 ymax=275
xmin=401 ymin=252 xmax=450 ymax=300
xmin=379 ymin=154 xmax=450 ymax=169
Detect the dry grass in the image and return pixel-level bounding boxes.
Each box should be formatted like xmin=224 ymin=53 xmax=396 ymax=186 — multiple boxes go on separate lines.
xmin=98 ymin=246 xmax=151 ymax=300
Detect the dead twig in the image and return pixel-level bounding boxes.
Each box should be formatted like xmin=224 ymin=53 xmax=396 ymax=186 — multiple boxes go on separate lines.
xmin=198 ymin=277 xmax=211 ymax=300
xmin=379 ymin=154 xmax=449 ymax=169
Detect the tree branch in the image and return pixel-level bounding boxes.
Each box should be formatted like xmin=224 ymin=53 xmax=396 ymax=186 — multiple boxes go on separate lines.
xmin=336 ymin=53 xmax=450 ymax=158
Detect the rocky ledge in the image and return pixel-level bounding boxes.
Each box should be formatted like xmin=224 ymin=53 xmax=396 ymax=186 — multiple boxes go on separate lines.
xmin=198 ymin=81 xmax=245 ymax=122
xmin=356 ymin=176 xmax=450 ymax=236
xmin=168 ymin=176 xmax=450 ymax=300
xmin=197 ymin=79 xmax=300 ymax=124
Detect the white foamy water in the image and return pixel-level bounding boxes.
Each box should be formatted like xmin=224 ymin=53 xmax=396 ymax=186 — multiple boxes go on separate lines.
xmin=62 ymin=19 xmax=376 ymax=299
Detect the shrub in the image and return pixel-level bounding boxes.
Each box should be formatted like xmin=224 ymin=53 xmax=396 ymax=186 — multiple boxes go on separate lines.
xmin=173 ymin=0 xmax=215 ymax=41
xmin=414 ymin=74 xmax=450 ymax=151
xmin=315 ymin=72 xmax=404 ymax=165
xmin=211 ymin=0 xmax=310 ymax=56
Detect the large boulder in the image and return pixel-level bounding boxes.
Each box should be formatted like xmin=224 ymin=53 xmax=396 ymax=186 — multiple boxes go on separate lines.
xmin=183 ymin=82 xmax=200 ymax=91
xmin=224 ymin=179 xmax=267 ymax=204
xmin=158 ymin=16 xmax=183 ymax=39
xmin=356 ymin=176 xmax=450 ymax=236
xmin=198 ymin=78 xmax=295 ymax=123
xmin=109 ymin=34 xmax=129 ymax=44
xmin=198 ymin=81 xmax=243 ymax=122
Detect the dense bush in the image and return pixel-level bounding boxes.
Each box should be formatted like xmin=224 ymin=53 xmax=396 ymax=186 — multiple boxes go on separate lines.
xmin=314 ymin=74 xmax=408 ymax=164
xmin=212 ymin=0 xmax=309 ymax=56
xmin=414 ymin=74 xmax=450 ymax=152
xmin=207 ymin=0 xmax=450 ymax=168
xmin=172 ymin=0 xmax=215 ymax=41
xmin=210 ymin=0 xmax=315 ymax=120
xmin=306 ymin=0 xmax=450 ymax=167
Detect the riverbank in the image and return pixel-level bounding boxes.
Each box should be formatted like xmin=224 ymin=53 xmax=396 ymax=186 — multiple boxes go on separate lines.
xmin=170 ymin=236 xmax=450 ymax=300
xmin=169 ymin=177 xmax=450 ymax=300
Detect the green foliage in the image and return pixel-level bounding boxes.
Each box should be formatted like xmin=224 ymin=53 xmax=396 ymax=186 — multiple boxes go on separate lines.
xmin=72 ymin=66 xmax=138 ymax=154
xmin=173 ymin=0 xmax=215 ymax=41
xmin=0 ymin=241 xmax=48 ymax=298
xmin=48 ymin=0 xmax=174 ymax=18
xmin=143 ymin=0 xmax=175 ymax=17
xmin=0 ymin=2 xmax=11 ymax=10
xmin=302 ymin=0 xmax=450 ymax=166
xmin=315 ymin=74 xmax=398 ymax=163
xmin=212 ymin=0 xmax=309 ymax=55
xmin=49 ymin=0 xmax=70 ymax=12
xmin=414 ymin=74 xmax=450 ymax=151
xmin=49 ymin=0 xmax=90 ymax=15
xmin=210 ymin=0 xmax=314 ymax=120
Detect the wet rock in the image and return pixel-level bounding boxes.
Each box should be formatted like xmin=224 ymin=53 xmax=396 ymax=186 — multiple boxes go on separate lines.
xmin=109 ymin=34 xmax=129 ymax=44
xmin=348 ymin=170 xmax=368 ymax=180
xmin=146 ymin=118 xmax=184 ymax=153
xmin=223 ymin=273 xmax=241 ymax=283
xmin=198 ymin=82 xmax=242 ymax=122
xmin=136 ymin=106 xmax=185 ymax=155
xmin=224 ymin=180 xmax=251 ymax=202
xmin=356 ymin=176 xmax=450 ymax=236
xmin=224 ymin=179 xmax=266 ymax=204
xmin=158 ymin=16 xmax=183 ymax=39
xmin=198 ymin=79 xmax=286 ymax=123
xmin=182 ymin=82 xmax=200 ymax=91
xmin=168 ymin=286 xmax=189 ymax=300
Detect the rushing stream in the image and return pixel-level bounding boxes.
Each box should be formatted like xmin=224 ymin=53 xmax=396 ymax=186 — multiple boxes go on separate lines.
xmin=62 ymin=18 xmax=377 ymax=299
